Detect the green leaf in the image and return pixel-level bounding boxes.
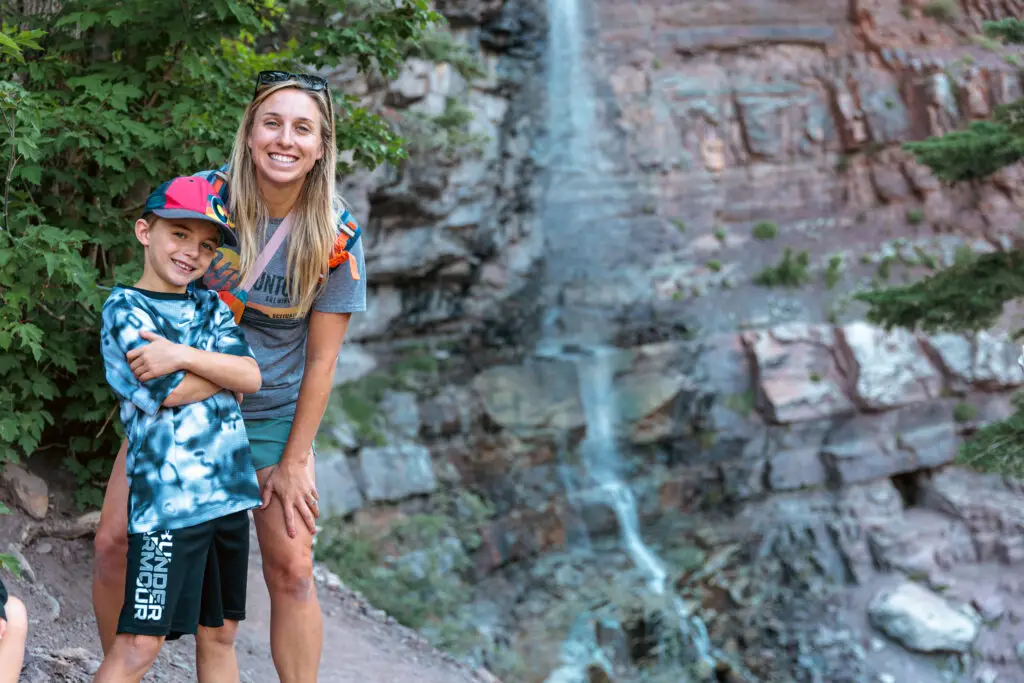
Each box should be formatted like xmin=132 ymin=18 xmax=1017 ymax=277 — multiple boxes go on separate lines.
xmin=0 ymin=33 xmax=24 ymax=62
xmin=0 ymin=553 xmax=21 ymax=578
xmin=0 ymin=418 xmax=18 ymax=442
xmin=17 ymin=165 xmax=42 ymax=185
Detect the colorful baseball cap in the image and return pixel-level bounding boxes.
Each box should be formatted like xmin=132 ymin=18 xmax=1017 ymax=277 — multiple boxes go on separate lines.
xmin=142 ymin=176 xmax=238 ymax=248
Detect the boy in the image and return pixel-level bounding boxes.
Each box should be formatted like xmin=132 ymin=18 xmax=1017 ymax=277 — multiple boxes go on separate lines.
xmin=95 ymin=176 xmax=262 ymax=683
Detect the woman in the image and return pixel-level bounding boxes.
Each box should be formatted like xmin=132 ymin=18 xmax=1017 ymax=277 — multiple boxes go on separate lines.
xmin=91 ymin=71 xmax=366 ymax=683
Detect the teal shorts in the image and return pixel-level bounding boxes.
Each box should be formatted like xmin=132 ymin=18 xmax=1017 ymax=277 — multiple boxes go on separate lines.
xmin=245 ymin=417 xmax=294 ymax=471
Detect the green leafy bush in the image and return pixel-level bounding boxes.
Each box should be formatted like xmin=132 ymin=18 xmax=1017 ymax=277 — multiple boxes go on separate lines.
xmin=751 ymin=220 xmax=777 ymax=240
xmin=0 ymin=1 xmax=446 ymax=471
xmin=752 ymin=249 xmax=811 ymax=287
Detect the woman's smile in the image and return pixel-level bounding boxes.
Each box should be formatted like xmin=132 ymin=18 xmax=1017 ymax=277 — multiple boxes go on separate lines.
xmin=247 ymin=88 xmax=324 ymax=187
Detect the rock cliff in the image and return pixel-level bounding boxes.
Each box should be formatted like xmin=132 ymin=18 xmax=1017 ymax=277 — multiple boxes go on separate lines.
xmin=200 ymin=0 xmax=1024 ymax=681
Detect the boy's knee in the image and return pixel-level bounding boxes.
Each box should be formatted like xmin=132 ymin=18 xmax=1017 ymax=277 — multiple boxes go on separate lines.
xmin=197 ymin=621 xmax=239 ymax=649
xmin=114 ymin=633 xmax=164 ymax=671
xmin=3 ymin=597 xmax=27 ymax=636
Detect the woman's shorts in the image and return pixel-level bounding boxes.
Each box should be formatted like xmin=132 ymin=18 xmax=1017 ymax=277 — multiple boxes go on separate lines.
xmin=245 ymin=416 xmax=295 ymax=471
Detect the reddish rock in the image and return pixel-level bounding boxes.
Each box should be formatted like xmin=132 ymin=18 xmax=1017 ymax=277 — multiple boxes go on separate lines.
xmin=473 ymin=505 xmax=566 ymax=575
xmin=742 ymin=324 xmax=854 ymax=424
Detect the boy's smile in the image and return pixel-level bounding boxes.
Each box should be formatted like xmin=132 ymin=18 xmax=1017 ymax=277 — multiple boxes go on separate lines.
xmin=134 ymin=217 xmax=221 ymax=293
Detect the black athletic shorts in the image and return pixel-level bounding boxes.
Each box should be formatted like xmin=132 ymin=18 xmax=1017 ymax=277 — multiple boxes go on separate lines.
xmin=117 ymin=510 xmax=250 ymax=639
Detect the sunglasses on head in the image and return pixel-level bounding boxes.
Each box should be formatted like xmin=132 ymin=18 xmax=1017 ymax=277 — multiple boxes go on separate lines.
xmin=253 ymin=70 xmax=329 ymax=98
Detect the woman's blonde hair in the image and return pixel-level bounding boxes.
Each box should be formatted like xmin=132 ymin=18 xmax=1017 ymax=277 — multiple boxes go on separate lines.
xmin=226 ymin=79 xmax=339 ymax=317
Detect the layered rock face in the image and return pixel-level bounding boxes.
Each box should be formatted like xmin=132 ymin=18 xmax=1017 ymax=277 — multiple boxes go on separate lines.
xmin=333 ymin=0 xmax=548 ymax=346
xmin=316 ymin=0 xmax=1024 ymax=681
xmin=582 ymin=0 xmax=1024 ymax=337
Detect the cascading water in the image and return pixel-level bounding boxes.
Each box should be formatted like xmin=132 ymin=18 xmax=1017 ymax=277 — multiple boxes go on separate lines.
xmin=537 ymin=0 xmax=721 ymax=679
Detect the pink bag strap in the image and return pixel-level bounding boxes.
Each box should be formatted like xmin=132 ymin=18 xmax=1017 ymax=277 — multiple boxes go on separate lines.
xmin=240 ymin=212 xmax=295 ymax=292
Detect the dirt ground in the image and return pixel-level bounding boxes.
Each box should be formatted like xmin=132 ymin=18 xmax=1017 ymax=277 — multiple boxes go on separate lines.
xmin=0 ymin=456 xmax=497 ymax=683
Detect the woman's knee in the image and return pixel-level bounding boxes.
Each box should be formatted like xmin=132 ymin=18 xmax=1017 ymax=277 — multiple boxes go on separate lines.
xmin=262 ymin=547 xmax=315 ymax=601
xmin=93 ymin=525 xmax=128 ymax=577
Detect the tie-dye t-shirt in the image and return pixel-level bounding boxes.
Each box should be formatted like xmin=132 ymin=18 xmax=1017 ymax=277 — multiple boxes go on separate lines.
xmin=100 ymin=285 xmax=261 ymax=535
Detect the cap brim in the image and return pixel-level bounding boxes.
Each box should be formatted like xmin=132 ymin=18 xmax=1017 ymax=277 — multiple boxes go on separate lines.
xmin=151 ymin=209 xmax=238 ymax=248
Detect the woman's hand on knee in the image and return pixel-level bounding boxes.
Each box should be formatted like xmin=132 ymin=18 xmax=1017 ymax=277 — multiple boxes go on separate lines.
xmin=260 ymin=459 xmax=319 ymax=539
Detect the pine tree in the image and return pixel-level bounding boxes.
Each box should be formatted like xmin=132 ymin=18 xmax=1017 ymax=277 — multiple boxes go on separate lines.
xmin=855 ymin=18 xmax=1024 ymax=477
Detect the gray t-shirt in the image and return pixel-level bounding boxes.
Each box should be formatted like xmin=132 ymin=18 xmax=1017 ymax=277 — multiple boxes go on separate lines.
xmin=201 ymin=217 xmax=367 ymax=419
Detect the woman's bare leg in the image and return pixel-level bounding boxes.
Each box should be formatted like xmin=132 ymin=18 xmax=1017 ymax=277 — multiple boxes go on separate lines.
xmin=92 ymin=439 xmax=130 ymax=654
xmin=253 ymin=456 xmax=322 ymax=683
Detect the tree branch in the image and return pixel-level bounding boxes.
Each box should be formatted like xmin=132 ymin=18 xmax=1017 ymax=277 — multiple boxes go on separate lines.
xmin=1 ymin=104 xmax=18 ymax=232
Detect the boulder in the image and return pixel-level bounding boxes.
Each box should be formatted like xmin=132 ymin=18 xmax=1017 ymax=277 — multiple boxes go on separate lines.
xmin=315 ymin=452 xmax=364 ymax=518
xmin=868 ymin=581 xmax=980 ymax=653
xmin=380 ymin=390 xmax=421 ymax=439
xmin=922 ymin=330 xmax=1024 ymax=391
xmin=333 ymin=343 xmax=378 ymax=387
xmin=742 ymin=324 xmax=854 ymax=424
xmin=358 ymin=442 xmax=437 ymax=502
xmin=1 ymin=463 xmax=49 ymax=520
xmin=836 ymin=322 xmax=942 ymax=411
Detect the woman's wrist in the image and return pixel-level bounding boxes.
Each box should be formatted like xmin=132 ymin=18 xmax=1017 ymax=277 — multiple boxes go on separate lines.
xmin=279 ymin=451 xmax=311 ymax=468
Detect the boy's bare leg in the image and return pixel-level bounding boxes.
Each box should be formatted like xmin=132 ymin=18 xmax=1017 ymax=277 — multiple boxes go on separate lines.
xmin=93 ymin=634 xmax=164 ymax=683
xmin=93 ymin=440 xmax=130 ymax=654
xmin=0 ymin=597 xmax=28 ymax=683
xmin=196 ymin=621 xmax=241 ymax=683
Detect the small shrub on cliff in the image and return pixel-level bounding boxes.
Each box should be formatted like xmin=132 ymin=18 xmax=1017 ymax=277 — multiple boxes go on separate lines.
xmin=857 ymin=19 xmax=1024 ymax=478
xmin=824 ymin=254 xmax=844 ymax=289
xmin=752 ymin=249 xmax=811 ymax=287
xmin=403 ymin=97 xmax=489 ymax=158
xmin=923 ymin=0 xmax=958 ymax=21
xmin=752 ymin=220 xmax=778 ymax=240
xmin=906 ymin=208 xmax=925 ymax=224
xmin=954 ymin=402 xmax=979 ymax=423
xmin=407 ymin=29 xmax=485 ymax=80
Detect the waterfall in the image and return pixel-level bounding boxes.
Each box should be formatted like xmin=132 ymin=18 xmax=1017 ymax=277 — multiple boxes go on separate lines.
xmin=545 ymin=0 xmax=593 ymax=173
xmin=538 ymin=0 xmax=727 ymax=680
xmin=575 ymin=347 xmax=668 ymax=594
